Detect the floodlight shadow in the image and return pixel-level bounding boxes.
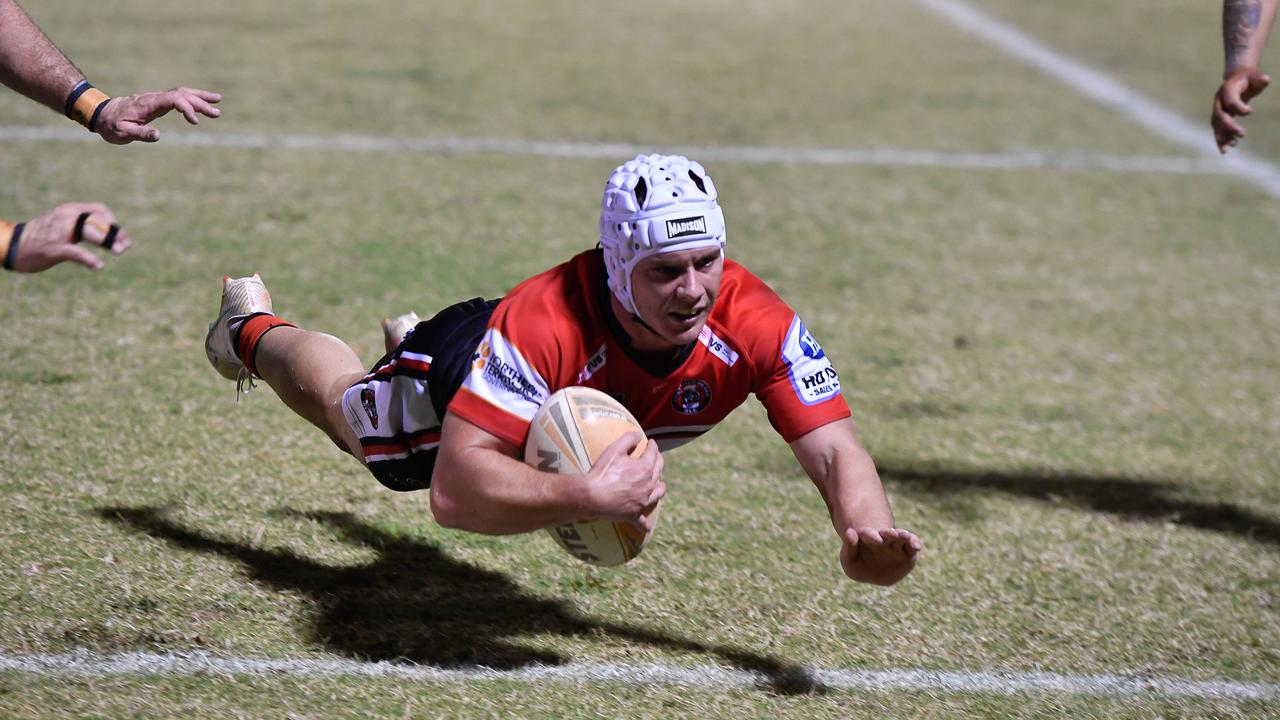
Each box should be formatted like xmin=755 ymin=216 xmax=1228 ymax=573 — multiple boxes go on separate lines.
xmin=878 ymin=462 xmax=1280 ymax=546
xmin=95 ymin=506 xmax=829 ymax=696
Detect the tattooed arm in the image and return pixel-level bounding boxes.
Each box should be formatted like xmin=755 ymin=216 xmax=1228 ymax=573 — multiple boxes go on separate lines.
xmin=1214 ymin=0 xmax=1279 ymax=153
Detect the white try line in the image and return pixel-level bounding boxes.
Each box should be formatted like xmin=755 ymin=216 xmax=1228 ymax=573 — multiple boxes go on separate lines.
xmin=914 ymin=0 xmax=1280 ymax=198
xmin=0 ymin=123 xmax=1241 ymax=177
xmin=1 ymin=649 xmax=1277 ymax=702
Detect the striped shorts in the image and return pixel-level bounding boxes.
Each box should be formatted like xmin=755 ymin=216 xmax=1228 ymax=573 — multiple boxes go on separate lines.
xmin=339 ymin=297 xmax=498 ymax=492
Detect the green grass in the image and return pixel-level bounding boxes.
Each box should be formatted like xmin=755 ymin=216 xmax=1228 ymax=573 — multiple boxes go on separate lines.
xmin=1 ymin=0 xmax=1278 ymax=717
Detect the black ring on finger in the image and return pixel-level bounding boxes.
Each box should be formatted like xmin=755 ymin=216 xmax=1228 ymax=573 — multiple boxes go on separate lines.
xmin=102 ymin=224 xmax=120 ymax=251
xmin=72 ymin=213 xmax=90 ymax=244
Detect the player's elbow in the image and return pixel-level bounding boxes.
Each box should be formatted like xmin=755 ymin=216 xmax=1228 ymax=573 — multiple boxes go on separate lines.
xmin=428 ymin=482 xmax=462 ymax=529
xmin=429 ymin=444 xmax=476 ymax=530
xmin=428 ymin=471 xmax=478 ymax=531
xmin=429 ymin=471 xmax=505 ymax=534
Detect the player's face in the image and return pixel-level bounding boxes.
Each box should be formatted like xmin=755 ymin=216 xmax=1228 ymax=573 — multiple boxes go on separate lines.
xmin=628 ymin=247 xmax=723 ymax=348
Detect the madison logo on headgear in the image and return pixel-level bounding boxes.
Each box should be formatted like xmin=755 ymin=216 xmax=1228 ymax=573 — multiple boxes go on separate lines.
xmin=360 ymin=387 xmax=379 ymax=429
xmin=671 ymin=378 xmax=712 ymax=415
xmin=666 ymin=216 xmax=707 ymax=239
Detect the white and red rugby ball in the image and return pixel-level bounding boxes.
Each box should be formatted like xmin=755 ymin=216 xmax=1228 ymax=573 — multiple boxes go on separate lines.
xmin=524 ymin=386 xmax=658 ymax=566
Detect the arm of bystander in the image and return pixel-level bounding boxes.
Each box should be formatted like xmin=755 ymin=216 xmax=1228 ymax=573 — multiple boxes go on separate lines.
xmin=1 ymin=202 xmax=130 ymax=274
xmin=0 ymin=0 xmax=220 ymax=144
xmin=1213 ymin=0 xmax=1279 ymax=153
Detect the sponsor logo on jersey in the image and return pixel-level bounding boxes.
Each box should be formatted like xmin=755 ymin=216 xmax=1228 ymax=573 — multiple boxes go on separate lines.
xmin=483 ymin=353 xmax=542 ymax=404
xmin=576 ymin=344 xmax=608 ymax=383
xmin=360 ymin=387 xmax=379 ymax=429
xmin=465 ymin=329 xmax=549 ymax=413
xmin=665 ymin=215 xmax=707 ymax=239
xmin=698 ymin=325 xmax=739 ymax=367
xmin=799 ymin=327 xmax=825 ymax=360
xmin=782 ymin=316 xmax=841 ymax=405
xmin=472 ymin=340 xmax=490 ymax=371
xmin=671 ymin=378 xmax=712 ymax=415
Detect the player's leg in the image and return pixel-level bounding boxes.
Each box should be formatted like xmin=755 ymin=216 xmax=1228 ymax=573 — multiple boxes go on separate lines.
xmin=204 ymin=274 xmax=363 ymax=456
xmin=253 ymin=326 xmax=366 ymax=456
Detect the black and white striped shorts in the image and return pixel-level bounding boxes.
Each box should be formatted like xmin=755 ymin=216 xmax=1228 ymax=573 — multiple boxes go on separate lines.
xmin=340 ymin=297 xmax=498 ymax=492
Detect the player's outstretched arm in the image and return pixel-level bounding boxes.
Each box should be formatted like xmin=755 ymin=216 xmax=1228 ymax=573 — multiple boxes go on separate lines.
xmin=2 ymin=202 xmax=130 ymax=273
xmin=0 ymin=0 xmax=219 ymax=144
xmin=789 ymin=418 xmax=922 ymax=586
xmin=1214 ymin=0 xmax=1279 ymax=153
xmin=431 ymin=414 xmax=665 ymax=535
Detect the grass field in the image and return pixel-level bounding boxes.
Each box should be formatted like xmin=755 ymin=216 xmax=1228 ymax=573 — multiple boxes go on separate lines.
xmin=1 ymin=0 xmax=1278 ymax=717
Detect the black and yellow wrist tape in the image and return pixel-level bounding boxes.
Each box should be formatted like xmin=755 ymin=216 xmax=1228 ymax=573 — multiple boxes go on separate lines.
xmin=1 ymin=220 xmax=26 ymax=271
xmin=64 ymin=80 xmax=112 ymax=132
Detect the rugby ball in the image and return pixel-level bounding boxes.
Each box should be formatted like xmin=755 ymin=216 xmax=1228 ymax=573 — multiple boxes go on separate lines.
xmin=524 ymin=386 xmax=658 ymax=566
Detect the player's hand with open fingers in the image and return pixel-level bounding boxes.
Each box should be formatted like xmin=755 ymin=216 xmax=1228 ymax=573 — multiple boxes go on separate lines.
xmin=6 ymin=202 xmax=130 ymax=273
xmin=839 ymin=526 xmax=922 ymax=586
xmin=94 ymin=87 xmax=221 ymax=144
xmin=1213 ymin=67 xmax=1271 ymax=153
xmin=585 ymin=431 xmax=665 ymax=531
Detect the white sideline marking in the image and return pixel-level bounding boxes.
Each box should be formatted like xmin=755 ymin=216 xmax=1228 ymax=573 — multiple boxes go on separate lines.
xmin=0 ymin=123 xmax=1239 ymax=177
xmin=914 ymin=0 xmax=1280 ymax=197
xmin=1 ymin=650 xmax=1277 ymax=701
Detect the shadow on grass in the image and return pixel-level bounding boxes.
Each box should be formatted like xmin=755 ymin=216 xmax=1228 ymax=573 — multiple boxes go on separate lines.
xmin=97 ymin=505 xmax=825 ymax=695
xmin=878 ymin=462 xmax=1280 ymax=546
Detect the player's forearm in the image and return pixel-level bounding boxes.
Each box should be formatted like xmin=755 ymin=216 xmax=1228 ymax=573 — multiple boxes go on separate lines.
xmin=0 ymin=0 xmax=84 ymax=111
xmin=431 ymin=440 xmax=594 ymax=536
xmin=1225 ymin=0 xmax=1278 ymax=73
xmin=821 ymin=445 xmax=894 ymax=534
xmin=791 ymin=419 xmax=895 ymax=533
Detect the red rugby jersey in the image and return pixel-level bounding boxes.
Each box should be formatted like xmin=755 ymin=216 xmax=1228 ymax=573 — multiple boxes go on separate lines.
xmin=448 ymin=250 xmax=849 ymax=449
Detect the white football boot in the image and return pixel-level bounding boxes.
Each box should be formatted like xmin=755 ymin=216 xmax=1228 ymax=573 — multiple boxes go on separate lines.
xmin=205 ymin=273 xmax=274 ymax=394
xmin=381 ymin=311 xmax=420 ymax=353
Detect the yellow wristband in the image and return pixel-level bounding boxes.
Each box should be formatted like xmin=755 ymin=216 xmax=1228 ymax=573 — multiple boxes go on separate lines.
xmin=70 ymin=88 xmax=111 ymax=127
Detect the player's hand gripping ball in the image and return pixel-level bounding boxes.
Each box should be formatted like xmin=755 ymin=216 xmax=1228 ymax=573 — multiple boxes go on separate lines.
xmin=524 ymin=387 xmax=658 ymax=566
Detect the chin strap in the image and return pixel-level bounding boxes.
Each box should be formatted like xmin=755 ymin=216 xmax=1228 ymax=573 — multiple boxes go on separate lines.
xmin=629 ymin=312 xmax=658 ymax=336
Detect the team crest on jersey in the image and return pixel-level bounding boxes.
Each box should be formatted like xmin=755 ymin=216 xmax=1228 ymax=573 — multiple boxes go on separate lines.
xmin=671 ymin=379 xmax=712 ymax=415
xmin=360 ymin=387 xmax=379 ymax=429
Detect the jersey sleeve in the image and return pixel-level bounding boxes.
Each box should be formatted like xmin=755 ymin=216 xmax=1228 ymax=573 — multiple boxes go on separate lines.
xmin=753 ymin=312 xmax=850 ymax=442
xmin=447 ymin=298 xmax=557 ymax=447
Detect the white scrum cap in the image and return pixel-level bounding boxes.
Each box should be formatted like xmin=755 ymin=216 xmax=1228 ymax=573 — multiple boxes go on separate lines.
xmin=598 ymin=154 xmax=726 ymax=320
